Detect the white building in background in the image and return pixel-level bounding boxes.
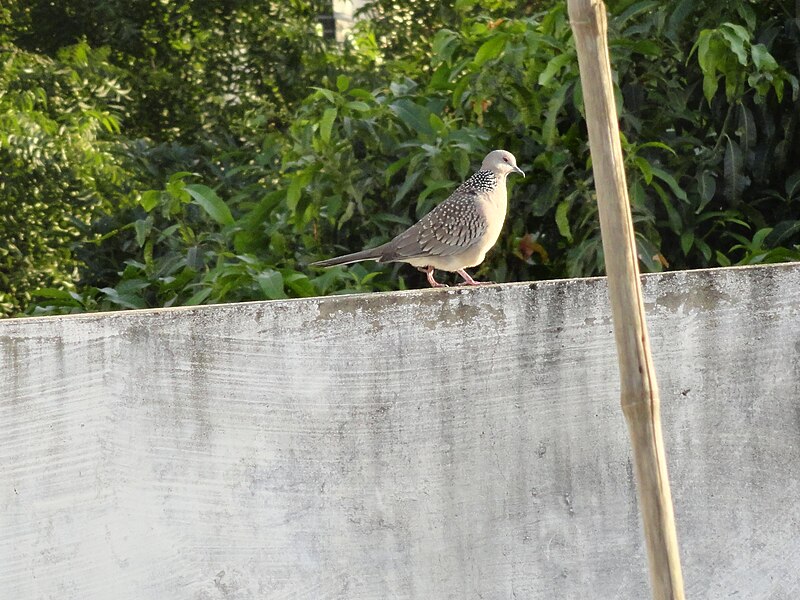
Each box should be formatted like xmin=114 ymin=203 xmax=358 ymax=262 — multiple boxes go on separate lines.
xmin=320 ymin=0 xmax=369 ymax=42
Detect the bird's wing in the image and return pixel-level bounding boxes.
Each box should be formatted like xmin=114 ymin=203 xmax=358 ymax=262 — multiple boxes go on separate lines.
xmin=387 ymin=188 xmax=489 ymax=260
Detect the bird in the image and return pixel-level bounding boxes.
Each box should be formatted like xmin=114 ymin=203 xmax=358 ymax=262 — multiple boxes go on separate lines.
xmin=311 ymin=149 xmax=524 ymax=287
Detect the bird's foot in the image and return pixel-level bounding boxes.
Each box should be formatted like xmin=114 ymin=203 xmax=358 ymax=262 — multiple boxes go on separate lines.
xmin=421 ymin=266 xmax=448 ymax=288
xmin=456 ymin=269 xmax=493 ymax=286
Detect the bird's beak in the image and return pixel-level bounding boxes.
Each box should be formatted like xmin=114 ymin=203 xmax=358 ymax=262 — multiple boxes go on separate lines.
xmin=513 ymin=165 xmax=525 ymax=177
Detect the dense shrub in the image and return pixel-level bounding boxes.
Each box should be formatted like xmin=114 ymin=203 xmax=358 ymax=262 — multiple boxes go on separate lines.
xmin=2 ymin=0 xmax=798 ymax=316
xmin=0 ymin=43 xmax=134 ymax=314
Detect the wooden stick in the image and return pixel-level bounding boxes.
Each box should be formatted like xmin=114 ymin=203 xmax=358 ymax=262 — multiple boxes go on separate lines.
xmin=566 ymin=1 xmax=686 ymax=598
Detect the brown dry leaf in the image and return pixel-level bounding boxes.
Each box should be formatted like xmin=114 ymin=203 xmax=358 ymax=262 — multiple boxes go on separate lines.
xmin=519 ymin=234 xmax=549 ymax=263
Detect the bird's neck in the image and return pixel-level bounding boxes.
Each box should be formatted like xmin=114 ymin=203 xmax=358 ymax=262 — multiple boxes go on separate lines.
xmin=490 ymin=173 xmax=508 ymax=206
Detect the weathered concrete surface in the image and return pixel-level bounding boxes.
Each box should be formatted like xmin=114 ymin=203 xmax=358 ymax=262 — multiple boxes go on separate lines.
xmin=1 ymin=264 xmax=799 ymax=599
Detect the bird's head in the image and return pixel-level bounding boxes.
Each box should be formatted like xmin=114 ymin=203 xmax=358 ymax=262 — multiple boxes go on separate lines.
xmin=482 ymin=149 xmax=525 ymax=178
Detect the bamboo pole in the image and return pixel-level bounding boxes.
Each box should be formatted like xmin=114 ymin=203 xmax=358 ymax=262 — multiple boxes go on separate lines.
xmin=566 ymin=1 xmax=685 ymax=598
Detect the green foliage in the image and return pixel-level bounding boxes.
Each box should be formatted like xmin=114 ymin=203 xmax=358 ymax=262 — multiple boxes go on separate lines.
xmin=693 ymin=21 xmax=797 ymax=103
xmin=30 ymin=167 xmax=393 ymax=315
xmin=4 ymin=0 xmax=800 ymax=318
xmin=615 ymin=1 xmax=800 ymax=270
xmin=0 ymin=42 xmax=134 ymax=316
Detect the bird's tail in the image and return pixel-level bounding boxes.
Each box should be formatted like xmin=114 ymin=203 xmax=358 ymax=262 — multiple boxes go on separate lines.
xmin=311 ymin=245 xmax=388 ymax=268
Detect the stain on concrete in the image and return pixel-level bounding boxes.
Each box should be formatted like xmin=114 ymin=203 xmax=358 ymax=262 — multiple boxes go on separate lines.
xmin=1 ymin=264 xmax=800 ymax=599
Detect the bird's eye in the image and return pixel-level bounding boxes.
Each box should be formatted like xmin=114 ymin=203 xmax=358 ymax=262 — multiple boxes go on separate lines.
xmin=503 ymin=157 xmax=509 ymax=162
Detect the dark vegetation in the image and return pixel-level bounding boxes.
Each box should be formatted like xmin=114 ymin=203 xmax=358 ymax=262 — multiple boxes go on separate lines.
xmin=1 ymin=0 xmax=799 ymax=316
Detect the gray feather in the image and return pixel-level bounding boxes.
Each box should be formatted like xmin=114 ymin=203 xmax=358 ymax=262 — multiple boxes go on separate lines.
xmin=310 ymin=244 xmax=389 ymax=267
xmin=383 ymin=187 xmax=489 ymax=261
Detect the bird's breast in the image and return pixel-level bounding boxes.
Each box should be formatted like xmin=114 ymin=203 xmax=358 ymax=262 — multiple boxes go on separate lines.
xmin=478 ymin=182 xmax=508 ymax=250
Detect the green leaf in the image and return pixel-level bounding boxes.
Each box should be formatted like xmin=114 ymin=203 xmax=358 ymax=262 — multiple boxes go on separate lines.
xmin=168 ymin=171 xmax=194 ymax=183
xmin=452 ymin=149 xmax=470 ymax=179
xmin=348 ymin=88 xmax=374 ymax=101
xmin=765 ymin=220 xmax=800 ymax=246
xmin=751 ymin=43 xmax=778 ymax=71
xmin=630 ymin=180 xmax=646 ymax=206
xmin=703 ymin=72 xmax=719 ymax=103
xmin=134 ymin=219 xmax=151 ymax=247
xmin=719 ymin=23 xmax=749 ymax=66
xmin=394 ymin=170 xmax=422 ymax=206
xmin=771 ymin=75 xmax=785 ymax=102
xmin=389 ymin=99 xmax=435 ymax=137
xmin=428 ymin=112 xmax=446 ymax=134
xmin=417 ymin=179 xmax=455 ymax=211
xmin=737 ymin=104 xmax=756 ymax=154
xmin=695 ymin=30 xmax=714 ymax=73
xmin=637 ymin=141 xmax=677 ymax=156
xmin=650 ymin=167 xmax=688 ymax=201
xmin=751 ymin=227 xmax=773 ymax=249
xmin=451 ymin=73 xmax=471 ymax=107
xmin=680 ymin=231 xmax=694 ymax=255
xmin=629 ymin=40 xmax=661 ymax=56
xmin=542 ymin=82 xmax=569 ymax=148
xmin=257 ymin=270 xmax=287 ymax=299
xmin=319 ymin=107 xmax=337 ymax=143
xmin=555 ymin=199 xmax=572 ymax=242
xmin=140 ymin=190 xmax=161 ymax=212
xmin=429 ymin=63 xmax=452 ymax=91
xmin=634 ymin=156 xmax=653 ymax=184
xmin=723 ymin=136 xmax=747 ymax=203
xmin=385 ymin=156 xmax=411 ymax=184
xmin=785 ymin=171 xmax=800 ymax=199
xmin=336 ymin=74 xmax=350 ymax=92
xmin=338 ymin=200 xmax=355 ymax=229
xmin=787 ymin=74 xmax=799 ymax=101
xmin=239 ymin=190 xmax=284 ymax=234
xmin=286 ymin=173 xmax=309 ymax=212
xmin=100 ymin=287 xmax=146 ymax=310
xmin=696 ymin=30 xmax=723 ymax=102
xmin=185 ymin=287 xmax=213 ymax=306
xmin=635 ymin=234 xmax=664 ymax=272
xmin=311 ymin=87 xmax=336 ymax=103
xmin=31 ymin=288 xmax=77 ymax=300
xmin=697 ymin=171 xmax=716 ymax=213
xmin=185 ymin=184 xmax=234 ymax=226
xmin=736 ymin=3 xmax=756 ymax=30
xmin=282 ymin=272 xmax=316 ymax=297
xmin=665 ymin=0 xmax=694 ymax=40
xmin=616 ymin=0 xmax=660 ymax=26
xmin=695 ymin=238 xmax=712 ymax=261
xmin=652 ymin=181 xmax=683 ymax=234
xmin=532 ymin=160 xmax=567 ymax=216
xmin=345 ymin=101 xmax=371 ymax=112
xmin=474 ymin=33 xmax=507 ymax=67
xmin=538 ymin=52 xmax=572 ymax=86
xmin=431 ymin=29 xmax=459 ymax=65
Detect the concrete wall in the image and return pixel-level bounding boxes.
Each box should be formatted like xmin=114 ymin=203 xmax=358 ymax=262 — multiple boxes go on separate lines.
xmin=2 ymin=264 xmax=799 ymax=599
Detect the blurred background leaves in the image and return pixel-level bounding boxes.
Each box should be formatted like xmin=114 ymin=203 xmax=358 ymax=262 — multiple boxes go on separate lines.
xmin=1 ymin=0 xmax=799 ymax=316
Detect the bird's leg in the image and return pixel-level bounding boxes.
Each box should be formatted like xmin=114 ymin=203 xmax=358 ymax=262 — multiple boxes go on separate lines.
xmin=419 ymin=266 xmax=448 ymax=288
xmin=456 ymin=269 xmax=494 ymax=286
